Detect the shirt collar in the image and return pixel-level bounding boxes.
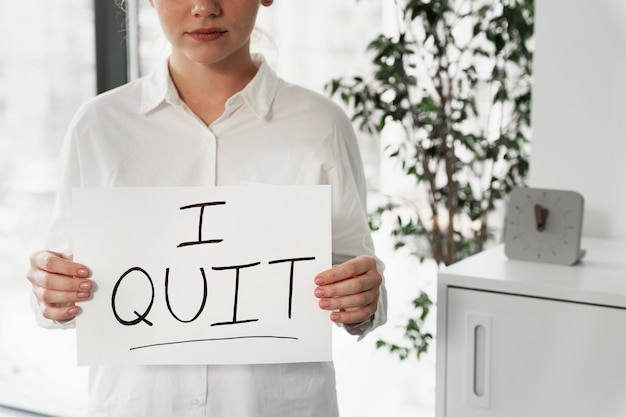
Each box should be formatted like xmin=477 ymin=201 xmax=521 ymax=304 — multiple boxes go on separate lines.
xmin=140 ymin=54 xmax=279 ymax=121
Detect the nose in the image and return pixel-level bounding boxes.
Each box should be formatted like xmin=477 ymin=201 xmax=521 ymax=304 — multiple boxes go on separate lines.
xmin=192 ymin=0 xmax=221 ymax=17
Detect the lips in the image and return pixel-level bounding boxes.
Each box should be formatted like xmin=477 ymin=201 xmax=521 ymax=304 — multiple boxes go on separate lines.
xmin=187 ymin=28 xmax=227 ymax=42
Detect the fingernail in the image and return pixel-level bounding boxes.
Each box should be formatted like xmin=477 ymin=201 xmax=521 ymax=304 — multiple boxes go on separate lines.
xmin=314 ymin=288 xmax=324 ymax=297
xmin=330 ymin=313 xmax=341 ymax=322
xmin=77 ymin=268 xmax=89 ymax=277
xmin=68 ymin=306 xmax=79 ymax=316
xmin=319 ymin=300 xmax=331 ymax=308
xmin=77 ymin=292 xmax=90 ymax=299
xmin=79 ymin=281 xmax=91 ymax=290
xmin=314 ymin=277 xmax=324 ymax=285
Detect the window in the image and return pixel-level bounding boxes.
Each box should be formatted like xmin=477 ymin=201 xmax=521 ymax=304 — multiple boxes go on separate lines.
xmin=0 ymin=1 xmax=95 ymax=415
xmin=1 ymin=2 xmax=428 ymax=417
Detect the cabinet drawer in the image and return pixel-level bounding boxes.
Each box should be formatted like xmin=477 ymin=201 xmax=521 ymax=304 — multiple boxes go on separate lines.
xmin=443 ymin=287 xmax=626 ymax=417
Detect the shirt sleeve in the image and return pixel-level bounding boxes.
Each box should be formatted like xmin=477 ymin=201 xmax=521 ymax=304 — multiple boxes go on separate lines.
xmin=33 ymin=113 xmax=84 ymax=330
xmin=325 ymin=105 xmax=388 ymax=340
xmin=45 ymin=114 xmax=84 ymax=254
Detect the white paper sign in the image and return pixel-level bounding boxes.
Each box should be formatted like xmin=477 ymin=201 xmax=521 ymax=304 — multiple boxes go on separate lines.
xmin=72 ymin=186 xmax=332 ymax=366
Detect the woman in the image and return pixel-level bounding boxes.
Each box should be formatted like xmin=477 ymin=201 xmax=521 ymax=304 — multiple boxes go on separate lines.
xmin=27 ymin=0 xmax=387 ymax=415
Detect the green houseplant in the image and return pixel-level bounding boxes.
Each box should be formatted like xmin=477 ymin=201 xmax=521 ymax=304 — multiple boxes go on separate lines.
xmin=327 ymin=0 xmax=534 ymax=360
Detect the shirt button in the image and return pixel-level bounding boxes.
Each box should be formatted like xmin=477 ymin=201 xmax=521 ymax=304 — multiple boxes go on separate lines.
xmin=191 ymin=398 xmax=201 ymax=406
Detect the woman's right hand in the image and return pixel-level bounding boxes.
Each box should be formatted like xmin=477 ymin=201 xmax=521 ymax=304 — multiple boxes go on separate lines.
xmin=27 ymin=250 xmax=92 ymax=322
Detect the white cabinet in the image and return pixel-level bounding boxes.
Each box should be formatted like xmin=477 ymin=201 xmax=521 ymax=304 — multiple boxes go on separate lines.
xmin=436 ymin=238 xmax=626 ymax=417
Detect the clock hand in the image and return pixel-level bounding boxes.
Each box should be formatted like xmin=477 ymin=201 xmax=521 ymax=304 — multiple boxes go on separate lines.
xmin=534 ymin=204 xmax=549 ymax=231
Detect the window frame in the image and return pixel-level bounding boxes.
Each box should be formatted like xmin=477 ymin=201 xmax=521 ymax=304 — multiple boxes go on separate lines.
xmin=94 ymin=0 xmax=138 ymax=93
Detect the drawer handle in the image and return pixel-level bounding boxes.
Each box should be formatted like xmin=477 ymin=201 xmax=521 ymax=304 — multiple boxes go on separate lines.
xmin=466 ymin=313 xmax=491 ymax=408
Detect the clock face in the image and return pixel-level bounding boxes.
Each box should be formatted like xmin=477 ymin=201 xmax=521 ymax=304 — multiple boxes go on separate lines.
xmin=504 ymin=188 xmax=584 ymax=265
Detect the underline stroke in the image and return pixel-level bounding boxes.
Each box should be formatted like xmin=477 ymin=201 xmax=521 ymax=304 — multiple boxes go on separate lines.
xmin=130 ymin=335 xmax=299 ymax=351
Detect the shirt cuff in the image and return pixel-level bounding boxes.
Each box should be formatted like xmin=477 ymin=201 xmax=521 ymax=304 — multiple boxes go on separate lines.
xmin=342 ymin=316 xmax=375 ymax=339
xmin=31 ymin=294 xmax=76 ymax=330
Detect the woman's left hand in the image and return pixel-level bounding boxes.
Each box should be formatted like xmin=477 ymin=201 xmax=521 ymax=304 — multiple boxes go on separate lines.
xmin=314 ymin=255 xmax=382 ymax=324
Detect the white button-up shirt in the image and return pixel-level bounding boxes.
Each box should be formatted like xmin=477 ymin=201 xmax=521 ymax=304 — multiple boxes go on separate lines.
xmin=41 ymin=55 xmax=387 ymax=417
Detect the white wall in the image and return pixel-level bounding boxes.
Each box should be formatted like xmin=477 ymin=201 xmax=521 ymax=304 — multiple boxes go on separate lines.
xmin=530 ymin=0 xmax=626 ymax=239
